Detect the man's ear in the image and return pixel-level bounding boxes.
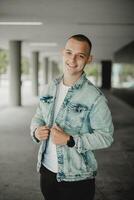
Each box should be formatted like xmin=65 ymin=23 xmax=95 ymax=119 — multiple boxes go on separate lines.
xmin=87 ymin=55 xmax=93 ymax=64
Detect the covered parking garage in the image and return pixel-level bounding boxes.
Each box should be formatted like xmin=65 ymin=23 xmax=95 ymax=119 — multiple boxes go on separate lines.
xmin=0 ymin=0 xmax=134 ymax=199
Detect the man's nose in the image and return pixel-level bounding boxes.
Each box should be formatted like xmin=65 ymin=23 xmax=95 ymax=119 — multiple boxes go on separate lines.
xmin=70 ymin=54 xmax=76 ymax=62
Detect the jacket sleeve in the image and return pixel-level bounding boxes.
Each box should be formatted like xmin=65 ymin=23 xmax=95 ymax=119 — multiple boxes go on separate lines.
xmin=74 ymin=95 xmax=114 ymax=153
xmin=30 ymin=102 xmax=46 ymax=143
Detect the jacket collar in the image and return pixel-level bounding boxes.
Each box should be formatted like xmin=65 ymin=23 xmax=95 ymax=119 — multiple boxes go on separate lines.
xmin=54 ymin=72 xmax=86 ymax=90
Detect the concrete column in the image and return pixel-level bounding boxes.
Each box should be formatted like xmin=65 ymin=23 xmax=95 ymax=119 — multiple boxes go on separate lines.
xmin=48 ymin=60 xmax=53 ymax=83
xmin=9 ymin=40 xmax=21 ymax=106
xmin=52 ymin=61 xmax=59 ymax=79
xmin=51 ymin=61 xmax=55 ymax=80
xmin=31 ymin=51 xmax=39 ymax=96
xmin=43 ymin=57 xmax=49 ymax=84
xmin=101 ymin=60 xmax=112 ymax=89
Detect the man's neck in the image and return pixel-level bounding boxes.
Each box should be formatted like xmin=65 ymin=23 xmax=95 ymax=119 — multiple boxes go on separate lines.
xmin=63 ymin=73 xmax=82 ymax=86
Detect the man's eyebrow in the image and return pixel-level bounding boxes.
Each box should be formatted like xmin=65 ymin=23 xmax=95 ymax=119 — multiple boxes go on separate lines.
xmin=65 ymin=48 xmax=72 ymax=51
xmin=78 ymin=52 xmax=87 ymax=56
xmin=65 ymin=49 xmax=87 ymax=56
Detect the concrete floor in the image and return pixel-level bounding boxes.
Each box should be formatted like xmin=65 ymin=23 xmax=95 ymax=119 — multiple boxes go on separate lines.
xmin=0 ymin=91 xmax=134 ymax=200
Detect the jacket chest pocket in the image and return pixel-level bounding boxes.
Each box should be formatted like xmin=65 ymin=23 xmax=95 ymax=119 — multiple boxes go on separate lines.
xmin=65 ymin=102 xmax=88 ymax=131
xmin=40 ymin=95 xmax=54 ymax=121
xmin=40 ymin=95 xmax=54 ymax=104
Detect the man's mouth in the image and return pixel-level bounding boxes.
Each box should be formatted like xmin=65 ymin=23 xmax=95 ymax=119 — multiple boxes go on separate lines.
xmin=67 ymin=63 xmax=76 ymax=68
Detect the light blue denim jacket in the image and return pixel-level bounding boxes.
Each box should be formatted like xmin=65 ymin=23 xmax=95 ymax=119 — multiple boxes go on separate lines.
xmin=30 ymin=72 xmax=114 ymax=182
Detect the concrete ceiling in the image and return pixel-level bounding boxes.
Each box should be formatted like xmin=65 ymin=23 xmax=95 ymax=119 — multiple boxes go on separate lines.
xmin=0 ymin=0 xmax=134 ymax=62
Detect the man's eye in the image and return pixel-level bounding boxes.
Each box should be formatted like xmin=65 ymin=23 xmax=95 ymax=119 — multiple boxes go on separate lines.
xmin=66 ymin=51 xmax=71 ymax=55
xmin=79 ymin=55 xmax=84 ymax=59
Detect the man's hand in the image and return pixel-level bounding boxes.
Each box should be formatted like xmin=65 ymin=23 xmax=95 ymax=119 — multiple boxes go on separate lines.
xmin=35 ymin=126 xmax=50 ymax=141
xmin=51 ymin=124 xmax=70 ymax=145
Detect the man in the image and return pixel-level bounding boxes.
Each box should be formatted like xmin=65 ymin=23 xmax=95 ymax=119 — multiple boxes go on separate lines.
xmin=30 ymin=34 xmax=114 ymax=200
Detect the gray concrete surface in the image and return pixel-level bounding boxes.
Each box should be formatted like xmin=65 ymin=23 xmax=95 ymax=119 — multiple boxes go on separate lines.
xmin=0 ymin=91 xmax=134 ymax=200
xmin=111 ymin=88 xmax=134 ymax=108
xmin=95 ymin=91 xmax=134 ymax=200
xmin=0 ymin=101 xmax=42 ymax=200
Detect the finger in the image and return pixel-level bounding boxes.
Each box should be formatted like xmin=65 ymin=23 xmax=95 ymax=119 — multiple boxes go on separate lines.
xmin=40 ymin=127 xmax=50 ymax=131
xmin=43 ymin=129 xmax=50 ymax=133
xmin=50 ymin=129 xmax=55 ymax=136
xmin=40 ymin=135 xmax=49 ymax=140
xmin=39 ymin=133 xmax=49 ymax=139
xmin=39 ymin=130 xmax=50 ymax=136
xmin=44 ymin=125 xmax=50 ymax=129
xmin=50 ymin=127 xmax=56 ymax=132
xmin=54 ymin=124 xmax=62 ymax=131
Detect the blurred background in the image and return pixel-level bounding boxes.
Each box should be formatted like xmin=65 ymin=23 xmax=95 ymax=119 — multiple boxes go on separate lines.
xmin=0 ymin=0 xmax=134 ymax=200
xmin=0 ymin=0 xmax=134 ymax=108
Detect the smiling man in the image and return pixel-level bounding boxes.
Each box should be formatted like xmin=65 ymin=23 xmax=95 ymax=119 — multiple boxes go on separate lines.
xmin=62 ymin=36 xmax=92 ymax=81
xmin=30 ymin=34 xmax=114 ymax=200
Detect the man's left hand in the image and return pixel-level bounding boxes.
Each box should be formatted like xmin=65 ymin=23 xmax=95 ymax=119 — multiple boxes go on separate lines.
xmin=51 ymin=124 xmax=70 ymax=145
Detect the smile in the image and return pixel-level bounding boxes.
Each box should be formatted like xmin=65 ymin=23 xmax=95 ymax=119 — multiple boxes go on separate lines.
xmin=67 ymin=63 xmax=77 ymax=68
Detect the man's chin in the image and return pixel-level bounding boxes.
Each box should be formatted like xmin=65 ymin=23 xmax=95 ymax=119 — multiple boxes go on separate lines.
xmin=66 ymin=68 xmax=76 ymax=74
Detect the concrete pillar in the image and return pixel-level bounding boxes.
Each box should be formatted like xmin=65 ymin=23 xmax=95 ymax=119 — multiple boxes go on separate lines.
xmin=51 ymin=61 xmax=55 ymax=80
xmin=43 ymin=57 xmax=49 ymax=84
xmin=31 ymin=51 xmax=39 ymax=96
xmin=53 ymin=62 xmax=55 ymax=79
xmin=52 ymin=61 xmax=59 ymax=79
xmin=48 ymin=60 xmax=53 ymax=83
xmin=9 ymin=40 xmax=21 ymax=106
xmin=101 ymin=60 xmax=112 ymax=89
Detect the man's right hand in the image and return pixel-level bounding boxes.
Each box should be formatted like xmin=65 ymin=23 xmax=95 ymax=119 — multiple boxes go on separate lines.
xmin=35 ymin=126 xmax=50 ymax=141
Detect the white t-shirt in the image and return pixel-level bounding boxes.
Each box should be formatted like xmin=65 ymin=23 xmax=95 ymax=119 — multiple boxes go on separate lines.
xmin=42 ymin=80 xmax=70 ymax=173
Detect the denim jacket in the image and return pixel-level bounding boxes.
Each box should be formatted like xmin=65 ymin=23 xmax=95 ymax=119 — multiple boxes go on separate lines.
xmin=30 ymin=72 xmax=114 ymax=182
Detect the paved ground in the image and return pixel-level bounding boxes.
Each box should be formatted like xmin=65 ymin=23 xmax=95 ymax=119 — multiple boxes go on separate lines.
xmin=95 ymin=91 xmax=134 ymax=200
xmin=111 ymin=88 xmax=134 ymax=108
xmin=0 ymin=87 xmax=134 ymax=200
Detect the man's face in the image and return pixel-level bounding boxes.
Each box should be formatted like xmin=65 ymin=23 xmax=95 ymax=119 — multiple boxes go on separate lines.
xmin=62 ymin=38 xmax=92 ymax=76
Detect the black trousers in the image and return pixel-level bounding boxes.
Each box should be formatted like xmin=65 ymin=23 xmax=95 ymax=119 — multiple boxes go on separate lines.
xmin=40 ymin=165 xmax=95 ymax=200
